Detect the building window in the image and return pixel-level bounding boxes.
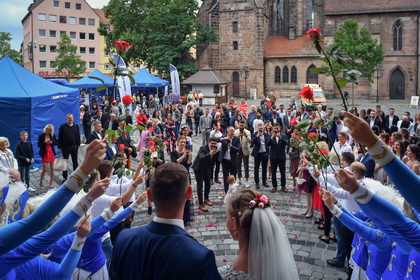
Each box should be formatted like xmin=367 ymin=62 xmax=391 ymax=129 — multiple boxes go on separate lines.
xmin=50 ymin=61 xmax=57 ymax=68
xmin=69 ymin=32 xmax=76 ymax=39
xmin=233 ymin=41 xmax=238 ymax=50
xmin=69 ymin=17 xmax=76 ymax=24
xmin=291 ymin=66 xmax=297 ymax=83
xmin=60 ymin=31 xmax=66 ymax=37
xmin=88 ymin=33 xmax=95 ymax=40
xmin=306 ymin=0 xmax=314 ymax=31
xmin=79 ymin=18 xmax=86 ymax=25
xmin=89 ymin=62 xmax=95 ymax=68
xmin=232 ymin=21 xmax=238 ymax=33
xmin=282 ymin=66 xmax=289 ymax=83
xmin=39 ymin=61 xmax=47 ymax=68
xmin=393 ymin=20 xmax=402 ymax=51
xmin=65 ymin=2 xmax=70 ymax=8
xmin=39 ymin=29 xmax=46 ymax=37
xmin=59 ymin=16 xmax=67 ymax=23
xmin=49 ymin=30 xmax=57 ymax=38
xmin=79 ymin=32 xmax=86 ymax=39
xmin=274 ymin=66 xmax=281 ymax=83
xmin=88 ymin=18 xmax=95 ymax=26
xmin=50 ymin=45 xmax=57 ymax=53
xmin=80 ymin=62 xmax=86 ymax=69
xmin=80 ymin=47 xmax=86 ymax=54
xmin=306 ymin=64 xmax=319 ymax=84
xmin=38 ymin=13 xmax=46 ymax=21
xmin=53 ymin=1 xmax=59 ymax=7
xmin=76 ymin=3 xmax=81 ymax=10
xmin=89 ymin=47 xmax=95 ymax=54
xmin=49 ymin=15 xmax=57 ymax=22
xmin=39 ymin=45 xmax=46 ymax=53
xmin=105 ymin=63 xmax=112 ymax=70
xmin=214 ymin=85 xmax=220 ymax=93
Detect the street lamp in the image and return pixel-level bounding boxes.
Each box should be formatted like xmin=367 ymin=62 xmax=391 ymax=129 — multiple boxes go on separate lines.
xmin=241 ymin=65 xmax=250 ymax=98
xmin=375 ymin=65 xmax=384 ymax=103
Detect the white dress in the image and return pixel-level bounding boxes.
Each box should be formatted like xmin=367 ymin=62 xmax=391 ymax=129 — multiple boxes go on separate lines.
xmin=218 ymin=265 xmax=253 ymax=280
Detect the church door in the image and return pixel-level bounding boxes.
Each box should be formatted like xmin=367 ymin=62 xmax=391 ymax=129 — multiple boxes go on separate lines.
xmin=389 ymin=69 xmax=405 ymax=99
xmin=232 ymin=72 xmax=240 ymax=97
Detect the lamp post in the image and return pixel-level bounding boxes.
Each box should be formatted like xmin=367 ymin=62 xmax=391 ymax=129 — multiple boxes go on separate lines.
xmin=375 ymin=65 xmax=384 ymax=103
xmin=241 ymin=65 xmax=250 ymax=98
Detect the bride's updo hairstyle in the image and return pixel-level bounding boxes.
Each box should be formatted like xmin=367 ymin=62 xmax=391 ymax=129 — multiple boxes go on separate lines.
xmin=227 ymin=188 xmax=259 ymax=241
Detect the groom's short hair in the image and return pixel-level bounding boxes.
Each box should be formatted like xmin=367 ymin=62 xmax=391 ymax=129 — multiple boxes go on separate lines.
xmin=150 ymin=163 xmax=189 ymax=212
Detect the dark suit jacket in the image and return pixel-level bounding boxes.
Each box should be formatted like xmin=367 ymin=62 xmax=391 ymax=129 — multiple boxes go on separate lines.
xmin=366 ymin=117 xmax=382 ymax=130
xmin=100 ymin=112 xmax=110 ymax=129
xmin=384 ymin=115 xmax=400 ymax=133
xmin=267 ymin=133 xmax=288 ymax=160
xmin=86 ymin=130 xmax=102 ymax=144
xmin=111 ymin=120 xmax=119 ymax=131
xmin=309 ymin=127 xmax=329 ymax=143
xmin=282 ymin=115 xmax=292 ymax=133
xmin=269 ymin=117 xmax=283 ymax=127
xmin=251 ymin=132 xmax=270 ymax=157
xmin=37 ymin=133 xmax=58 ymax=157
xmin=117 ymin=130 xmax=137 ymax=158
xmin=105 ymin=144 xmax=117 ymax=160
xmin=218 ymin=136 xmax=240 ymax=165
xmin=192 ymin=145 xmax=213 ymax=174
xmin=359 ymin=154 xmax=375 ymax=179
xmin=109 ymin=221 xmax=221 ymax=280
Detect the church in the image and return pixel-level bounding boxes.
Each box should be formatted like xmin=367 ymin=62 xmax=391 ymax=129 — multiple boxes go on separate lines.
xmin=196 ymin=0 xmax=420 ymax=101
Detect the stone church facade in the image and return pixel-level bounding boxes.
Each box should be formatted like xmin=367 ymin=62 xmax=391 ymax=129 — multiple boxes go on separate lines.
xmin=196 ymin=0 xmax=420 ymax=100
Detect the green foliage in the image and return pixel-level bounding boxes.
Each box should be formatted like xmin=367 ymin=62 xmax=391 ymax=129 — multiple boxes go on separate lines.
xmin=329 ymin=19 xmax=384 ymax=82
xmin=0 ymin=32 xmax=22 ymax=65
xmin=55 ymin=34 xmax=86 ymax=79
xmin=102 ymin=0 xmax=216 ymax=79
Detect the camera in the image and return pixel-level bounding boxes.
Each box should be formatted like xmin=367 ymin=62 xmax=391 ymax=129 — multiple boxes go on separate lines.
xmin=239 ymin=128 xmax=244 ymax=133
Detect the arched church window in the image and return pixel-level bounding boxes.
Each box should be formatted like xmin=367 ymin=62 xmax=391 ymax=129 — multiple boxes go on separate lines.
xmin=291 ymin=66 xmax=297 ymax=83
xmin=393 ymin=20 xmax=402 ymax=51
xmin=283 ymin=66 xmax=289 ymax=83
xmin=275 ymin=66 xmax=281 ymax=83
xmin=232 ymin=21 xmax=238 ymax=33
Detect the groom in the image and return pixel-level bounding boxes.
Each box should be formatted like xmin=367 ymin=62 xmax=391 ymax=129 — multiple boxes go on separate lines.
xmin=109 ymin=163 xmax=221 ymax=280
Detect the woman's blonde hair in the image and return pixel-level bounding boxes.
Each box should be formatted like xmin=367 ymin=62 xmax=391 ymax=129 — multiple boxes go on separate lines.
xmin=43 ymin=124 xmax=55 ymax=136
xmin=0 ymin=137 xmax=10 ymax=148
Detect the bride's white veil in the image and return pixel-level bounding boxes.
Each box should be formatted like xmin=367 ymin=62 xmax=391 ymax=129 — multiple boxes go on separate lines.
xmin=248 ymin=207 xmax=299 ymax=280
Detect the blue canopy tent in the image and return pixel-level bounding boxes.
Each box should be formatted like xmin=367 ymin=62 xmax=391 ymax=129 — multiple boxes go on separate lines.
xmin=68 ymin=69 xmax=114 ymax=88
xmin=49 ymin=79 xmax=72 ymax=87
xmin=132 ymin=68 xmax=170 ymax=87
xmin=0 ymin=56 xmax=80 ymax=166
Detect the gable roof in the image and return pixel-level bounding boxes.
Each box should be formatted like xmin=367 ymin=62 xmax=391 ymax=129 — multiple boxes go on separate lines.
xmin=263 ymin=36 xmax=319 ymax=58
xmin=183 ymin=67 xmax=230 ymax=85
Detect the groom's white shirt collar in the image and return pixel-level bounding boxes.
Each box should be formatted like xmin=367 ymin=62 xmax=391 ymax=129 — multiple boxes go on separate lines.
xmin=153 ymin=216 xmax=184 ymax=229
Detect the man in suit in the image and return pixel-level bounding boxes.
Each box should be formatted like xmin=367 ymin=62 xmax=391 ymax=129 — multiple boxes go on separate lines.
xmin=199 ymin=108 xmax=213 ymax=145
xmin=355 ymin=143 xmax=375 ymax=178
xmin=100 ymin=110 xmax=110 ymax=131
xmin=366 ymin=111 xmax=381 ymax=131
xmin=116 ymin=119 xmax=137 ymax=166
xmin=267 ymin=123 xmax=288 ymax=193
xmin=86 ymin=120 xmax=102 ymax=144
xmin=282 ymin=107 xmax=293 ymax=152
xmin=218 ymin=127 xmax=240 ymax=193
xmin=268 ymin=111 xmax=283 ymax=127
xmin=109 ymin=163 xmax=221 ymax=280
xmin=58 ymin=113 xmax=80 ymax=181
xmin=105 ymin=135 xmax=118 ymax=160
xmin=383 ymin=108 xmax=399 ymax=133
xmin=234 ymin=121 xmax=251 ymax=184
xmin=140 ymin=96 xmax=149 ymax=109
xmin=309 ymin=123 xmax=329 ymax=143
xmin=193 ymin=137 xmax=219 ymax=212
xmin=251 ymin=123 xmax=270 ymax=189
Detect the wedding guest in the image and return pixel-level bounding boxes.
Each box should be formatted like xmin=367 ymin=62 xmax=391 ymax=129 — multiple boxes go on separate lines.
xmin=110 ymin=163 xmax=221 ymax=280
xmin=404 ymin=144 xmax=420 ymax=169
xmin=15 ymin=131 xmax=34 ymax=191
xmin=82 ymin=106 xmax=92 ymax=138
xmin=252 ymin=113 xmax=264 ymax=132
xmin=58 ymin=114 xmax=81 ymax=181
xmin=251 ymin=123 xmax=269 ymax=189
xmin=267 ymin=123 xmax=288 ymax=193
xmin=234 ymin=121 xmax=251 ymax=185
xmin=164 ymin=113 xmax=177 ymax=153
xmin=332 ymin=131 xmax=352 ymax=155
xmin=209 ymin=124 xmax=223 ymax=184
xmin=199 ymin=108 xmax=213 ymax=145
xmin=185 ymin=105 xmax=194 ymax=132
xmin=86 ymin=120 xmax=103 ymax=144
xmin=180 ymin=125 xmax=193 ymax=152
xmin=0 ymin=137 xmax=18 ymax=173
xmin=137 ymin=121 xmax=153 ymax=159
xmin=194 ymin=105 xmax=203 ymax=135
xmin=219 ymin=127 xmax=240 ymax=193
xmin=105 ymin=135 xmax=119 ymax=161
xmin=38 ymin=124 xmax=58 ymax=188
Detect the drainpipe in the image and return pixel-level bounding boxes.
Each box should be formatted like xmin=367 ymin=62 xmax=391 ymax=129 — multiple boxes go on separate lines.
xmin=416 ymin=11 xmax=419 ymax=96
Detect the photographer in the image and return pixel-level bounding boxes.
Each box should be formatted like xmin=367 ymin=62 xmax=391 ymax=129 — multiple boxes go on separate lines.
xmin=218 ymin=127 xmax=240 ymax=193
xmin=234 ymin=120 xmax=251 ymax=185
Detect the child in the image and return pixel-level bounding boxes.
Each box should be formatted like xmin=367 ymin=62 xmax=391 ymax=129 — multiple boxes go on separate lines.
xmin=224 ymin=175 xmax=239 ymax=204
xmin=15 ymin=131 xmax=34 ymax=191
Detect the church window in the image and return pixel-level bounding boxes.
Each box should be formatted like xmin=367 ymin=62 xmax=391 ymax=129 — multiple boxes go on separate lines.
xmin=275 ymin=66 xmax=281 ymax=83
xmin=393 ymin=20 xmax=402 ymax=51
xmin=291 ymin=66 xmax=297 ymax=83
xmin=232 ymin=22 xmax=238 ymax=33
xmin=233 ymin=41 xmax=238 ymax=50
xmin=283 ymin=66 xmax=289 ymax=83
xmin=306 ymin=0 xmax=314 ymax=31
xmin=306 ymin=65 xmax=319 ymax=84
xmin=276 ymin=0 xmax=285 ymax=35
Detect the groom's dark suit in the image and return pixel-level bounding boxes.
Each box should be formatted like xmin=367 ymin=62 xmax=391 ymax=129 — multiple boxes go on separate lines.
xmin=109 ymin=221 xmax=221 ymax=280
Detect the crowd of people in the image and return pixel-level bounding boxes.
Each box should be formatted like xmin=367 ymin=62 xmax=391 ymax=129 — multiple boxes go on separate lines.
xmin=0 ymin=91 xmax=419 ymax=279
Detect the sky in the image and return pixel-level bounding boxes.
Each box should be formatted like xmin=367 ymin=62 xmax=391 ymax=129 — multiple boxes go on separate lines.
xmin=0 ymin=0 xmax=110 ymax=50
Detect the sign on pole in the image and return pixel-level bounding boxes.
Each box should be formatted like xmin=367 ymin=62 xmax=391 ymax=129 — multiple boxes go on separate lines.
xmin=410 ymin=96 xmax=419 ymax=109
xmin=117 ymin=75 xmax=132 ymax=113
xmin=169 ymin=64 xmax=180 ymax=102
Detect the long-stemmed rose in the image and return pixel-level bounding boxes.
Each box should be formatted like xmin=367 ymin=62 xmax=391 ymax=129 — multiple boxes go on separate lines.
xmin=114 ymin=40 xmax=132 ymax=54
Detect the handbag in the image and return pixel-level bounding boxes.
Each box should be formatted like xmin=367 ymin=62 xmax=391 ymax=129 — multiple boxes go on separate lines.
xmin=54 ymin=157 xmax=68 ymax=171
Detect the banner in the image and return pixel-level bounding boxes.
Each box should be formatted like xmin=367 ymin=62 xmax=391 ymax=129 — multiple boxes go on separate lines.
xmin=169 ymin=64 xmax=180 ymax=102
xmin=117 ymin=75 xmax=132 ymax=114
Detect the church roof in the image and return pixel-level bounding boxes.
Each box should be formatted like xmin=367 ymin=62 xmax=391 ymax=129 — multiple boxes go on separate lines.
xmin=263 ymin=36 xmax=319 ymax=58
xmin=183 ymin=67 xmax=230 ymax=85
xmin=325 ymin=0 xmax=420 ymax=15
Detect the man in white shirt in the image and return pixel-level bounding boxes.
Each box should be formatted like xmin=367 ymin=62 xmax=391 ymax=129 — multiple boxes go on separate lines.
xmin=87 ymin=120 xmax=103 ymax=144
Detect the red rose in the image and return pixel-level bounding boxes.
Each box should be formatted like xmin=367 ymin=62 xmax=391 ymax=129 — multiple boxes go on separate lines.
xmin=309 ymin=132 xmax=318 ymax=139
xmin=290 ymin=117 xmax=298 ymax=127
xmin=114 ymin=40 xmax=132 ymax=53
xmin=118 ymin=144 xmax=125 ymax=151
xmin=299 ymin=87 xmax=314 ymax=100
xmin=306 ymin=27 xmax=323 ymax=40
xmin=297 ymin=136 xmax=303 ymax=141
xmin=148 ymin=128 xmax=154 ymax=132
xmin=291 ymin=133 xmax=296 ymax=137
xmin=150 ymin=146 xmax=156 ymax=153
xmin=164 ymin=141 xmax=169 ymax=146
xmin=321 ymin=149 xmax=329 ymax=155
xmin=122 ymin=95 xmax=132 ymax=106
xmin=148 ymin=140 xmax=155 ymax=146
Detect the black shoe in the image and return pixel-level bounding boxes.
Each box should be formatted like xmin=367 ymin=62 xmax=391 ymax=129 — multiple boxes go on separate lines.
xmin=263 ymin=183 xmax=269 ymax=188
xmin=319 ymin=235 xmax=330 ymax=244
xmin=327 ymin=258 xmax=344 ymax=268
xmin=215 ymin=180 xmax=221 ymax=184
xmin=256 ymin=184 xmax=260 ymax=189
xmin=147 ymin=206 xmax=152 ymax=215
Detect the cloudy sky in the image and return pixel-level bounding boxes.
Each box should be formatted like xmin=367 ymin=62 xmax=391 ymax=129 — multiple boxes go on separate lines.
xmin=0 ymin=0 xmax=110 ymax=50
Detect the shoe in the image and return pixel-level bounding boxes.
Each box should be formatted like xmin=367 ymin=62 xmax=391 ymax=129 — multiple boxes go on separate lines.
xmin=314 ymin=218 xmax=323 ymax=224
xmin=27 ymin=187 xmax=36 ymax=192
xmin=147 ymin=206 xmax=152 ymax=215
xmin=317 ymin=224 xmax=325 ymax=230
xmin=271 ymin=188 xmax=277 ymax=193
xmin=215 ymin=180 xmax=221 ymax=184
xmin=263 ymin=182 xmax=269 ymax=188
xmin=319 ymin=235 xmax=330 ymax=244
xmin=267 ymin=177 xmax=272 ymax=182
xmin=281 ymin=187 xmax=288 ymax=193
xmin=256 ymin=184 xmax=260 ymax=189
xmin=327 ymin=258 xmax=344 ymax=268
xmin=204 ymin=199 xmax=213 ymax=206
xmin=305 ymin=212 xmax=314 ymax=218
xmin=199 ymin=204 xmax=208 ymax=212
xmin=330 ymin=236 xmax=337 ymax=243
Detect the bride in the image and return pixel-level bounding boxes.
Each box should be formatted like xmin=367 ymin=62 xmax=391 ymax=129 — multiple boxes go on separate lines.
xmin=218 ymin=188 xmax=299 ymax=280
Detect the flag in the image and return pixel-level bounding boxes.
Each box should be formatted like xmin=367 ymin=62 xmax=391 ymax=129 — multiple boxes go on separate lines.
xmin=169 ymin=64 xmax=180 ymax=102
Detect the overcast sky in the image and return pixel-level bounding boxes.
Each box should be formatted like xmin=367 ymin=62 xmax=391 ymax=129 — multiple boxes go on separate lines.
xmin=0 ymin=0 xmax=110 ymax=50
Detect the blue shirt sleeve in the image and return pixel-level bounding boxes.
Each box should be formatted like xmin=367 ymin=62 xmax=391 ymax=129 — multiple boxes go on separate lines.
xmin=89 ymin=207 xmax=134 ymax=241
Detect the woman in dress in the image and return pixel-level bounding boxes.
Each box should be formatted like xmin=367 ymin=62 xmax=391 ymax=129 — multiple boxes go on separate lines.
xmin=164 ymin=113 xmax=177 ymax=153
xmin=0 ymin=137 xmax=18 ymax=173
xmin=404 ymin=144 xmax=420 ymax=169
xmin=180 ymin=125 xmax=193 ymax=152
xmin=38 ymin=124 xmax=58 ymax=188
xmin=296 ymin=154 xmax=315 ymax=218
xmin=185 ymin=105 xmax=194 ymax=132
xmin=219 ymin=188 xmax=298 ymax=280
xmin=137 ymin=121 xmax=153 ymax=160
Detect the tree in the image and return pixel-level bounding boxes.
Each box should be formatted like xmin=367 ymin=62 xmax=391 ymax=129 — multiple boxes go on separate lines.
xmin=55 ymin=33 xmax=86 ymax=79
xmin=0 ymin=32 xmax=23 ymax=65
xmin=101 ymin=0 xmax=216 ymax=79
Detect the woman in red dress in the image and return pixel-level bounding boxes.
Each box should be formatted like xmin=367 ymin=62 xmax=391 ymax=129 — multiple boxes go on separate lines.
xmin=38 ymin=124 xmax=58 ymax=188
